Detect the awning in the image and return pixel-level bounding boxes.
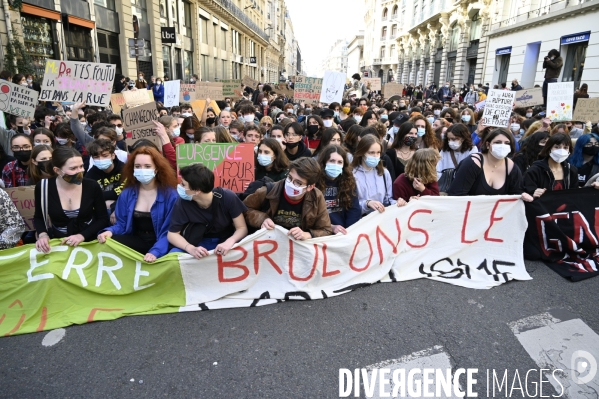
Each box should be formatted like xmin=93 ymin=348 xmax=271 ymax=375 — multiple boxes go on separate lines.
xmin=496 ymin=46 xmax=512 ymax=56
xmin=21 ymin=4 xmax=60 ymax=20
xmin=67 ymin=16 xmax=95 ymax=30
xmin=561 ymin=31 xmax=591 ymax=45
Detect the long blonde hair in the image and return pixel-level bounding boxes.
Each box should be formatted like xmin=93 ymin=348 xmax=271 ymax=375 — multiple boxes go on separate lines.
xmin=404 ymin=148 xmax=441 ymax=184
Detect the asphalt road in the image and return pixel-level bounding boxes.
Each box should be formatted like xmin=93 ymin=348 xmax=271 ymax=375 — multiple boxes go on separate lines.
xmin=1 ymin=260 xmax=598 ymax=399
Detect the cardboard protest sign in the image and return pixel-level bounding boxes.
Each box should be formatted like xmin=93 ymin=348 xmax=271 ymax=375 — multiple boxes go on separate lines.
xmin=293 ymin=76 xmax=323 ymax=102
xmin=363 ymin=78 xmax=382 ymax=91
xmin=0 ymin=81 xmax=39 ymax=118
xmin=275 ymin=84 xmax=294 ymax=98
xmin=196 ymin=82 xmax=224 ymax=100
xmin=39 ymin=60 xmax=115 ymax=107
xmin=180 ymin=84 xmax=197 ymax=102
xmin=122 ymin=102 xmax=160 ymax=147
xmin=573 ymin=98 xmax=599 ymax=122
xmin=110 ymin=93 xmax=125 ymax=114
xmin=220 ymin=80 xmax=243 ymax=99
xmin=480 ymin=89 xmax=515 ymax=127
xmin=176 ymin=143 xmax=255 ymax=192
xmin=320 ymin=71 xmax=345 ymax=104
xmin=547 ymin=82 xmax=574 ymax=122
xmin=191 ymin=99 xmax=206 ymax=118
xmin=122 ymin=89 xmax=153 ymax=108
xmin=383 ymin=83 xmax=404 ymax=98
xmin=209 ymin=100 xmax=221 ymax=115
xmin=514 ymin=88 xmax=544 ymax=107
xmin=0 ymin=195 xmax=531 ymax=336
xmin=242 ymin=75 xmax=259 ymax=89
xmin=3 ymin=186 xmax=35 ymax=230
xmin=163 ymin=80 xmax=180 ymax=107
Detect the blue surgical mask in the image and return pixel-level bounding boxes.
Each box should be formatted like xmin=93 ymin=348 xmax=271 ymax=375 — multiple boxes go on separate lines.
xmin=177 ymin=184 xmax=194 ymax=201
xmin=417 ymin=128 xmax=426 ymax=137
xmin=392 ymin=126 xmax=399 ymax=134
xmin=257 ymin=154 xmax=273 ymax=167
xmin=133 ymin=168 xmax=156 ymax=185
xmin=365 ymin=156 xmax=380 ymax=168
xmin=325 ymin=163 xmax=343 ymax=179
xmin=94 ymin=159 xmax=113 ymax=170
xmin=381 ymin=115 xmax=388 ymax=121
xmin=461 ymin=115 xmax=471 ymax=123
xmin=172 ymin=127 xmax=181 ymax=137
xmin=427 ymin=117 xmax=435 ymax=124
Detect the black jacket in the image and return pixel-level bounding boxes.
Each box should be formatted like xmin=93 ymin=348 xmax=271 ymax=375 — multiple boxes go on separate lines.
xmin=523 ymin=158 xmax=578 ymax=195
xmin=543 ymin=57 xmax=563 ymax=79
xmin=284 ymin=140 xmax=312 ymax=161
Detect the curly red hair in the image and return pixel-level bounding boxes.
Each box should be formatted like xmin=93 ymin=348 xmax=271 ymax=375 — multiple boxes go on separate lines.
xmin=122 ymin=146 xmax=177 ymax=190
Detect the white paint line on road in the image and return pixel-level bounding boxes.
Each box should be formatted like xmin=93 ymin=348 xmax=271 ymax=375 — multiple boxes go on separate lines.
xmin=511 ymin=314 xmax=599 ymax=398
xmin=41 ymin=328 xmax=66 ymax=347
xmin=363 ymin=346 xmax=463 ymax=398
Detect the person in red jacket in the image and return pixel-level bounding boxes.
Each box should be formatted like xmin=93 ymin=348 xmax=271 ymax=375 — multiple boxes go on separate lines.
xmin=392 ymin=148 xmax=441 ymax=202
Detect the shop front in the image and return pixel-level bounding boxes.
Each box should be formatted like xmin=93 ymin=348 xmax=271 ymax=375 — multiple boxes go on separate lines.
xmin=20 ymin=4 xmax=61 ymax=82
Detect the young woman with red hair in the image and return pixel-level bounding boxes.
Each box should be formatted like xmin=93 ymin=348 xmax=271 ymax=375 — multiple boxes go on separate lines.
xmin=97 ymin=146 xmax=178 ymax=262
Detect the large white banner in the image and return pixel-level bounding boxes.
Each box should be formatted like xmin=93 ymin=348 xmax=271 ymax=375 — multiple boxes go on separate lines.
xmin=179 ymin=195 xmax=531 ymax=311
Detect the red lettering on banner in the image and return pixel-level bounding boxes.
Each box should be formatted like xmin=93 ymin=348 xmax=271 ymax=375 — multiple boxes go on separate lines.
xmin=536 ymin=213 xmax=569 ymax=256
xmin=349 ymin=234 xmax=374 ymax=272
xmin=217 ymin=247 xmax=249 ymax=282
xmin=322 ymin=244 xmax=340 ymax=277
xmin=484 ymin=199 xmax=518 ymax=242
xmin=572 ymin=211 xmax=599 ymax=246
xmin=288 ymin=240 xmax=319 ymax=281
xmin=2 ymin=299 xmax=26 ymax=336
xmin=407 ymin=209 xmax=432 ymax=248
xmin=36 ymin=307 xmax=48 ymax=332
xmin=253 ymin=240 xmax=282 ymax=274
xmin=87 ymin=308 xmax=124 ymax=322
xmin=461 ymin=201 xmax=478 ymax=244
xmin=375 ymin=220 xmax=400 ymax=264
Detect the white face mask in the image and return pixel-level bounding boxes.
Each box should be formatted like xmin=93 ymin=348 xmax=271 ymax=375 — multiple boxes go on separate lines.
xmin=526 ymin=113 xmax=533 ymax=118
xmin=510 ymin=123 xmax=520 ymax=132
xmin=448 ymin=140 xmax=462 ymax=151
xmin=490 ymin=143 xmax=511 ymax=160
xmin=354 ymin=116 xmax=362 ymax=123
xmin=243 ymin=114 xmax=255 ymax=123
xmin=115 ymin=126 xmax=123 ymax=136
xmin=262 ymin=101 xmax=268 ymax=106
xmin=323 ymin=119 xmax=333 ymax=128
xmin=285 ymin=179 xmax=306 ymax=197
xmin=433 ymin=110 xmax=441 ymax=116
xmin=550 ymin=148 xmax=569 ymax=163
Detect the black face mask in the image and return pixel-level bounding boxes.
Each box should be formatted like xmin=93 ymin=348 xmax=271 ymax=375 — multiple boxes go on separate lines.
xmin=285 ymin=141 xmax=300 ymax=149
xmin=307 ymin=125 xmax=319 ymax=135
xmin=37 ymin=160 xmax=50 ymax=173
xmin=13 ymin=150 xmax=32 ymax=163
xmin=403 ymin=137 xmax=418 ymax=147
xmin=206 ymin=117 xmax=216 ymax=125
xmin=583 ymin=146 xmax=599 ymax=156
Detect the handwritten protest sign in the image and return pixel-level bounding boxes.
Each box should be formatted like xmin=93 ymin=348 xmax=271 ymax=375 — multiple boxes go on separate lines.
xmin=383 ymin=83 xmax=404 ymax=98
xmin=180 ymin=84 xmax=197 ymax=102
xmin=122 ymin=102 xmax=160 ymax=147
xmin=176 ymin=143 xmax=255 ymax=192
xmin=363 ymin=78 xmax=382 ymax=91
xmin=0 ymin=81 xmax=39 ymax=118
xmin=220 ymin=80 xmax=243 ymax=98
xmin=573 ymin=98 xmax=599 ymax=122
xmin=480 ymin=89 xmax=515 ymax=127
xmin=547 ymin=82 xmax=574 ymax=122
xmin=4 ymin=186 xmax=36 ymax=230
xmin=514 ymin=88 xmax=543 ymax=107
xmin=293 ymin=76 xmax=323 ymax=102
xmin=196 ymin=82 xmax=224 ymax=100
xmin=122 ymin=89 xmax=153 ymax=108
xmin=242 ymin=75 xmax=259 ymax=89
xmin=275 ymin=84 xmax=294 ymax=98
xmin=39 ymin=60 xmax=115 ymax=107
xmin=163 ymin=80 xmax=180 ymax=107
xmin=320 ymin=71 xmax=345 ymax=104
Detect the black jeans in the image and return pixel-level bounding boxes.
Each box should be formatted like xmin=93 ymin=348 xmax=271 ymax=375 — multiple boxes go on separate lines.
xmin=542 ymin=78 xmax=558 ymax=107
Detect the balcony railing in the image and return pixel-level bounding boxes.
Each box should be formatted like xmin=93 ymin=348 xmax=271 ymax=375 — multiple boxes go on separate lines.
xmin=212 ymin=0 xmax=270 ymax=42
xmin=410 ymin=0 xmax=447 ymax=28
xmin=373 ymin=58 xmax=398 ymax=65
xmin=390 ymin=34 xmax=396 ymax=39
xmin=491 ymin=0 xmax=594 ymax=30
xmin=381 ymin=36 xmax=387 ymax=41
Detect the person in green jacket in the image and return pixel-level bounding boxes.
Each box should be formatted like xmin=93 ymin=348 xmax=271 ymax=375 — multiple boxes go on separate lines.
xmin=255 ymin=138 xmax=289 ymax=182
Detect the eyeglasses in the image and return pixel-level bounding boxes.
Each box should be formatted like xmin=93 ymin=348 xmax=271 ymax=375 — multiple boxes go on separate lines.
xmin=284 ymin=132 xmax=300 ymax=138
xmin=286 ymin=176 xmax=306 ymax=187
xmin=113 ymin=124 xmax=123 ymax=128
xmin=262 ymin=123 xmax=272 ymax=127
xmin=11 ymin=145 xmax=32 ymax=151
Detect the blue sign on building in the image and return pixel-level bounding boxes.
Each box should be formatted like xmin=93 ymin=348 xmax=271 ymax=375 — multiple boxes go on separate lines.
xmin=560 ymin=31 xmax=591 ymax=45
xmin=496 ymin=47 xmax=512 ymax=56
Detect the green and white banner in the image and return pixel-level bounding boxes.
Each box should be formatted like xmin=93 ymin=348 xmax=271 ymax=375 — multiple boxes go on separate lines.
xmin=0 ymin=196 xmax=531 ymax=336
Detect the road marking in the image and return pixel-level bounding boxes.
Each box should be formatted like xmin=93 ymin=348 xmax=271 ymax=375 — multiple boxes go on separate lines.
xmin=510 ymin=311 xmax=599 ymax=398
xmin=41 ymin=328 xmax=66 ymax=347
xmin=363 ymin=346 xmax=462 ymax=398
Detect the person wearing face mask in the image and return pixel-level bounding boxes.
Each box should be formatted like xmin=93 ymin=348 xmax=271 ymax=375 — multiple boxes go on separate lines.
xmin=542 ymin=49 xmax=563 ymax=107
xmin=316 ymin=145 xmax=360 ymax=235
xmin=89 ymin=127 xmax=128 ymax=171
xmin=2 ymin=134 xmax=33 ymax=187
xmin=205 ymin=108 xmax=218 ymax=127
xmin=524 ymin=133 xmax=577 ymax=198
xmin=438 ymin=81 xmax=452 ymax=103
xmin=460 ymin=109 xmax=477 ymax=135
xmin=168 ymin=163 xmax=248 ymax=257
xmin=157 ymin=115 xmax=185 ymax=146
xmin=386 ymin=122 xmax=418 ymax=181
xmin=26 ymin=144 xmax=53 ymax=185
xmin=353 ymin=134 xmax=398 ymax=215
xmin=512 ymin=131 xmax=549 ymax=174
xmin=320 ymin=109 xmax=336 ymax=130
xmin=244 ymin=157 xmax=332 ymax=238
xmin=409 ymin=114 xmax=441 ymax=150
xmin=238 ymin=103 xmax=258 ymax=125
xmin=33 ymin=147 xmax=109 ymax=253
xmin=306 ymin=115 xmax=325 ymax=149
xmin=11 ymin=73 xmax=28 ymax=87
xmin=24 ymin=74 xmax=40 ymax=93
xmin=283 ymin=122 xmax=312 ymax=161
xmin=463 ymin=87 xmax=479 ymax=105
xmin=255 ymin=138 xmax=289 ymax=182
xmin=448 ymin=128 xmax=532 ymax=201
xmin=85 ymin=139 xmax=126 ymax=215
xmin=152 ymin=78 xmax=165 ymax=103
xmin=180 ymin=116 xmax=201 ymax=143
xmin=135 ymin=72 xmax=148 ymax=89
xmin=97 ymin=147 xmax=178 ymax=262
xmin=386 ymin=114 xmax=408 ymax=143
xmin=524 ymin=108 xmax=534 ymax=119
xmin=568 ymin=133 xmax=599 ymax=187
xmin=437 ymin=124 xmax=478 ymax=179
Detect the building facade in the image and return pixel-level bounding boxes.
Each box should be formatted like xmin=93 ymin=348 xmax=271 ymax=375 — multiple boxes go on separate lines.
xmin=482 ymin=0 xmax=597 ymax=96
xmin=0 ymin=0 xmax=300 ymax=85
xmin=346 ymin=32 xmax=364 ymax=80
xmin=362 ymin=0 xmax=400 ymax=83
xmin=318 ymin=39 xmax=349 ymax=76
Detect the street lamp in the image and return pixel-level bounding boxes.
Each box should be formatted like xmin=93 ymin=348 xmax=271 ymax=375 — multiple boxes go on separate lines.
xmin=244 ymin=1 xmax=256 ymax=10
